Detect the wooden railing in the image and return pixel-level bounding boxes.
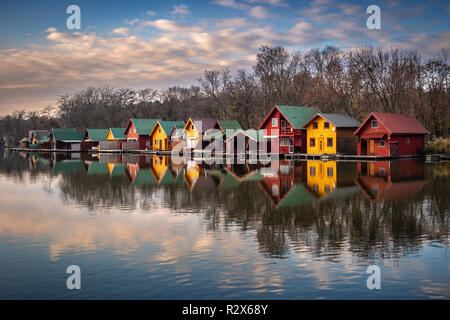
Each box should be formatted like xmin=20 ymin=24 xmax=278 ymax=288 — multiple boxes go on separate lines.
xmin=280 ymin=127 xmax=293 ymax=135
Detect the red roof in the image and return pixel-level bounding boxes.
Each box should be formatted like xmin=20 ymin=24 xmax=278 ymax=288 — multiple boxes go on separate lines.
xmin=355 ymin=113 xmax=429 ymax=135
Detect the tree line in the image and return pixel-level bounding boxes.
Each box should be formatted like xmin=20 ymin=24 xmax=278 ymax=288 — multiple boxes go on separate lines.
xmin=1 ymin=45 xmax=448 ymax=143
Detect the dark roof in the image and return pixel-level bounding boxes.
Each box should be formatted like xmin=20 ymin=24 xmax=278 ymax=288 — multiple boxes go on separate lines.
xmin=29 ymin=130 xmax=49 ymax=140
xmin=355 ymin=113 xmax=429 ymax=135
xmin=191 ymin=118 xmax=218 ymax=134
xmin=109 ymin=128 xmax=127 ymax=140
xmin=86 ymin=129 xmax=109 ymax=142
xmin=52 ymin=128 xmax=84 ymax=141
xmin=307 ymin=113 xmax=361 ymax=128
xmin=53 ymin=160 xmax=85 ymax=173
xmin=88 ymin=162 xmax=109 ymax=175
xmin=375 ymin=113 xmax=428 ymax=134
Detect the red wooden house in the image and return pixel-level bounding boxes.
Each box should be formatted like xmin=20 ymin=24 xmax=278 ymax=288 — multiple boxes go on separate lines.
xmin=354 ymin=113 xmax=428 ymax=156
xmin=258 ymin=105 xmax=320 ymax=154
xmin=123 ymin=118 xmax=159 ymax=150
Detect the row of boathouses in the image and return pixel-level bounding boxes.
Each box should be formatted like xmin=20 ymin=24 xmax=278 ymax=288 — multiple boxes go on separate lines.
xmin=16 ymin=105 xmax=429 ymax=157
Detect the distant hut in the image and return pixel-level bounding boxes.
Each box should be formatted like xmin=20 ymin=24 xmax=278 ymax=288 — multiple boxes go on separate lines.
xmin=83 ymin=129 xmax=109 ymax=150
xmin=354 ymin=113 xmax=429 ymax=156
xmin=225 ymin=129 xmax=263 ymax=154
xmin=169 ymin=123 xmax=186 ymax=151
xmin=29 ymin=130 xmax=49 ymax=149
xmin=100 ymin=128 xmax=126 ymax=150
xmin=49 ymin=128 xmax=84 ymax=150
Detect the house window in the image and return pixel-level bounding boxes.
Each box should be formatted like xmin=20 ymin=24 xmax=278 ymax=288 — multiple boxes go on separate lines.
xmin=327 ymin=167 xmax=333 ymax=177
xmin=272 ymin=118 xmax=278 ymax=127
xmin=327 ymin=138 xmax=333 ymax=147
xmin=313 ymin=184 xmax=318 ymax=192
xmin=406 ymin=137 xmax=410 ymax=144
xmin=310 ymin=166 xmax=316 ymax=176
xmin=133 ymin=127 xmax=136 ymax=133
xmin=324 ymin=122 xmax=330 ymax=129
xmin=310 ymin=138 xmax=315 ymax=147
xmin=155 ymin=140 xmax=158 ymax=146
xmin=371 ymin=120 xmax=378 ymax=128
xmin=380 ymin=140 xmax=385 ymax=147
xmin=272 ymin=184 xmax=279 ymax=196
xmin=312 ymin=122 xmax=318 ymax=129
xmin=191 ymin=124 xmax=194 ymax=130
xmin=146 ymin=140 xmax=151 ymax=146
xmin=324 ymin=185 xmax=330 ymax=193
xmin=159 ymin=129 xmax=161 ymax=133
xmin=380 ymin=168 xmax=385 ymax=176
xmin=281 ymin=120 xmax=286 ymax=127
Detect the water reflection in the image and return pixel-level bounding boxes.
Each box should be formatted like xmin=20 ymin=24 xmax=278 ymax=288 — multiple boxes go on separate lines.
xmin=0 ymin=151 xmax=448 ymax=299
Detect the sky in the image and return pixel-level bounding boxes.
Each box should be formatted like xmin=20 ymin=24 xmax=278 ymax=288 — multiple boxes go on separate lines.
xmin=0 ymin=0 xmax=449 ymax=115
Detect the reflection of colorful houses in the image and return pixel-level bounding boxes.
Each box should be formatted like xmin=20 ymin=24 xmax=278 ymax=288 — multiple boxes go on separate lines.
xmin=149 ymin=156 xmax=169 ymax=183
xmin=258 ymin=160 xmax=305 ymax=205
xmin=53 ymin=160 xmax=86 ymax=174
xmin=258 ymin=105 xmax=320 ymax=154
xmin=183 ymin=160 xmax=200 ymax=190
xmin=355 ymin=159 xmax=427 ymax=201
xmin=354 ymin=113 xmax=428 ymax=156
xmin=304 ymin=113 xmax=360 ymax=155
xmin=88 ymin=161 xmax=109 ymax=175
xmin=306 ymin=161 xmax=358 ymax=199
xmin=150 ymin=121 xmax=185 ymax=151
xmin=29 ymin=130 xmax=49 ymax=149
xmin=108 ymin=163 xmax=126 ymax=177
xmin=124 ymin=118 xmax=160 ymax=150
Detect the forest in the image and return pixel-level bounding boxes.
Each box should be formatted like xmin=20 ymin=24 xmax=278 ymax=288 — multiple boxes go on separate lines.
xmin=0 ymin=45 xmax=448 ymax=143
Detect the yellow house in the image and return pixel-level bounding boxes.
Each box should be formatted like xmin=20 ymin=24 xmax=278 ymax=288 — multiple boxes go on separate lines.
xmin=306 ymin=161 xmax=337 ymax=197
xmin=150 ymin=121 xmax=185 ymax=151
xmin=106 ymin=128 xmax=126 ymax=141
xmin=182 ymin=118 xmax=217 ymax=149
xmin=304 ymin=113 xmax=360 ymax=155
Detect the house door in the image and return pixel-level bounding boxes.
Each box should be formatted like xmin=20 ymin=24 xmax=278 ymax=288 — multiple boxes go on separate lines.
xmin=369 ymin=139 xmax=375 ymax=155
xmin=319 ymin=138 xmax=324 ymax=153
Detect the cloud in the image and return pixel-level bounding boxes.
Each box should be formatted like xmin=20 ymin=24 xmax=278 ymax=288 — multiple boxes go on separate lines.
xmin=112 ymin=27 xmax=130 ymax=36
xmin=171 ymin=4 xmax=190 ymax=15
xmin=249 ymin=5 xmax=270 ymax=19
xmin=215 ymin=17 xmax=255 ymax=28
xmin=141 ymin=19 xmax=202 ymax=32
xmin=246 ymin=0 xmax=288 ymax=7
xmin=146 ymin=10 xmax=157 ymax=16
xmin=125 ymin=18 xmax=140 ymax=25
xmin=211 ymin=0 xmax=249 ymax=10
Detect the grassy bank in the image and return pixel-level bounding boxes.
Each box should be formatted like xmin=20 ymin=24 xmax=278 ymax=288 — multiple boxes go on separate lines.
xmin=425 ymin=137 xmax=450 ymax=154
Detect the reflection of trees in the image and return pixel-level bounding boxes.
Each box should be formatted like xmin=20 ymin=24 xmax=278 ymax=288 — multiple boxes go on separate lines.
xmin=1 ymin=151 xmax=448 ymax=263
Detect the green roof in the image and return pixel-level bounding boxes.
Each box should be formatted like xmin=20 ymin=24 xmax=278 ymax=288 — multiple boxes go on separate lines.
xmin=109 ymin=128 xmax=127 ymax=140
xmin=129 ymin=119 xmax=160 ymax=135
xmin=53 ymin=160 xmax=85 ymax=174
xmin=111 ymin=163 xmax=126 ymax=177
xmin=278 ymin=184 xmax=316 ymax=208
xmin=311 ymin=113 xmax=361 ymax=128
xmin=217 ymin=120 xmax=242 ymax=131
xmin=87 ymin=129 xmax=109 ymax=142
xmin=225 ymin=129 xmax=263 ymax=142
xmin=244 ymin=170 xmax=264 ymax=181
xmin=52 ymin=128 xmax=85 ymax=141
xmin=158 ymin=121 xmax=185 ymax=136
xmin=88 ymin=162 xmax=109 ymax=175
xmin=133 ymin=169 xmax=157 ymax=186
xmin=319 ymin=186 xmax=360 ymax=202
xmin=276 ymin=105 xmax=320 ymax=129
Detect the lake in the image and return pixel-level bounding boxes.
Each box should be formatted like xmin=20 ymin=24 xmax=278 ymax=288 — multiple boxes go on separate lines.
xmin=0 ymin=150 xmax=448 ymax=299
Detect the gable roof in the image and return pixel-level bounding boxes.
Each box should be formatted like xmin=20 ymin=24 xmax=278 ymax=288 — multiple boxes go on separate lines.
xmin=278 ymin=184 xmax=316 ymax=208
xmin=52 ymin=128 xmax=85 ymax=142
xmin=259 ymin=105 xmax=320 ymax=129
xmin=305 ymin=113 xmax=361 ymax=128
xmin=355 ymin=112 xmax=429 ymax=135
xmin=126 ymin=118 xmax=160 ymax=136
xmin=216 ymin=120 xmax=242 ymax=131
xmin=225 ymin=129 xmax=263 ymax=142
xmin=86 ymin=129 xmax=109 ymax=142
xmin=153 ymin=121 xmax=185 ymax=136
xmin=109 ymin=128 xmax=127 ymax=140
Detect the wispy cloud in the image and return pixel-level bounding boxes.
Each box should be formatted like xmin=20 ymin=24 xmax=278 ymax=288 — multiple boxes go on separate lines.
xmin=249 ymin=5 xmax=270 ymax=19
xmin=171 ymin=4 xmax=190 ymax=15
xmin=211 ymin=0 xmax=250 ymax=10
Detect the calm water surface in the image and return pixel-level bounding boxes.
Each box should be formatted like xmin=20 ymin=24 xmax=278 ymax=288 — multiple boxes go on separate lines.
xmin=0 ymin=151 xmax=448 ymax=299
